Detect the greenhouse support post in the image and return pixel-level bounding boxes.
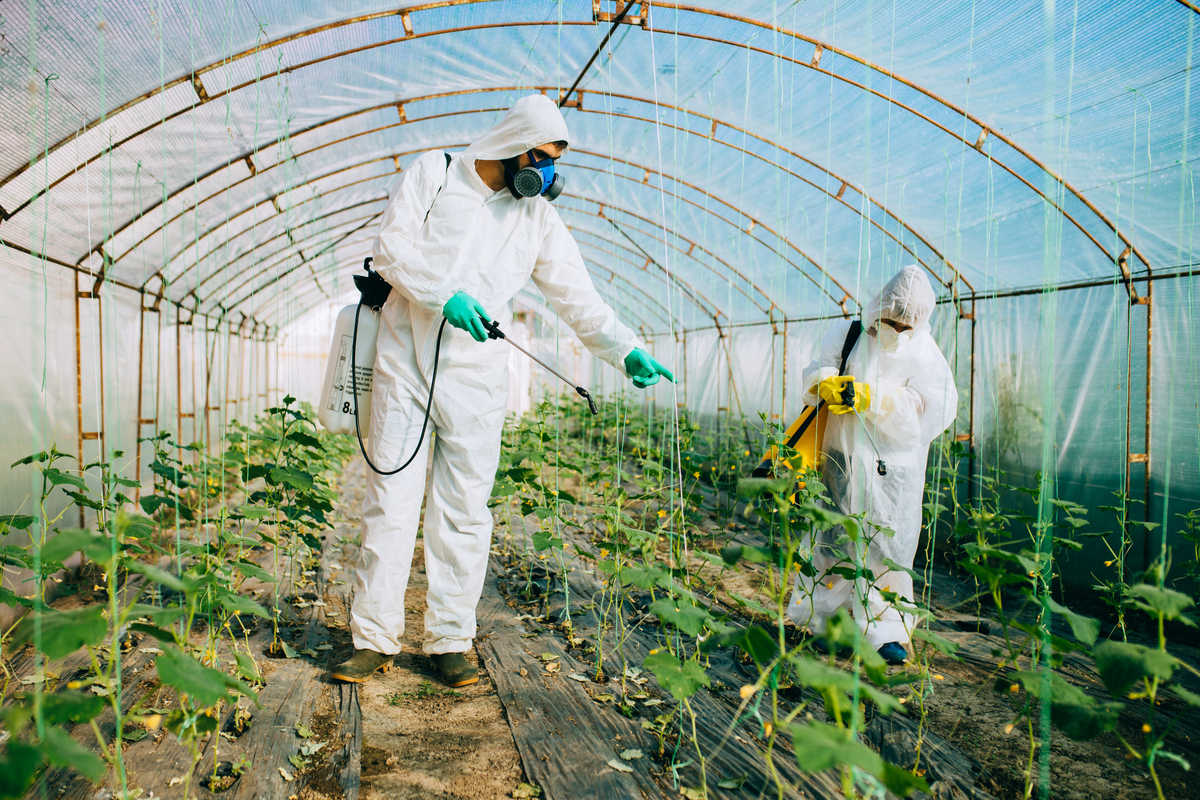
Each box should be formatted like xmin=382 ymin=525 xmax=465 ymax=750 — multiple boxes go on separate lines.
xmin=74 ymin=263 xmax=108 ymax=528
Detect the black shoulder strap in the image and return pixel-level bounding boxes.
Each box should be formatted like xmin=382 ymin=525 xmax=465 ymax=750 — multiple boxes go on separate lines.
xmin=838 ymin=320 xmax=863 ymax=376
xmin=421 ymin=152 xmax=453 ymax=224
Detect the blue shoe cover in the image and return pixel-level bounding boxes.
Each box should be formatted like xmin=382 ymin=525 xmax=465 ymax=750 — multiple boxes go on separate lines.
xmin=877 ymin=642 xmax=907 ymax=665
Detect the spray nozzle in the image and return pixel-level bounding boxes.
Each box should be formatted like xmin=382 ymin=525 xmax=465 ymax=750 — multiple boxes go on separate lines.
xmin=576 ymin=386 xmax=599 ymax=416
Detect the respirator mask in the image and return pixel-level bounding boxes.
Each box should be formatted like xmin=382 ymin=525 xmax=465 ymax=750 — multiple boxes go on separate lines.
xmin=877 ymin=323 xmax=912 ymax=353
xmin=502 ymin=149 xmax=565 ymax=201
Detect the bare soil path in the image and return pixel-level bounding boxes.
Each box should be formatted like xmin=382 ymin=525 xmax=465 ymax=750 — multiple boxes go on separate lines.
xmin=332 ymin=458 xmax=526 ymax=800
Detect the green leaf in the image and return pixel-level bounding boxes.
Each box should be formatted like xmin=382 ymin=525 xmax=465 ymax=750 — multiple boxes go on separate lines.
xmin=724 ymin=590 xmax=779 ymax=620
xmin=150 ymin=460 xmax=189 ymax=488
xmin=26 ymin=691 xmax=105 ymax=725
xmin=644 ymin=650 xmax=709 ymax=701
xmin=1128 ymin=584 xmax=1196 ymax=623
xmin=0 ymin=739 xmax=43 ymax=799
xmin=735 ymin=477 xmax=791 ymax=498
xmin=11 ymin=606 xmax=107 ymax=660
xmin=911 ymin=628 xmax=960 ymax=655
xmin=40 ymin=528 xmax=116 ymax=569
xmin=716 ymin=775 xmax=747 ymax=790
xmin=0 ymin=586 xmax=46 ymax=611
xmin=287 ymin=430 xmax=322 ymax=449
xmin=124 ymin=603 xmax=184 ymax=625
xmin=44 ymin=468 xmax=87 ymax=490
xmin=268 ymin=467 xmax=313 ymax=491
xmin=126 ymin=561 xmax=186 ymax=591
xmin=648 ymin=598 xmax=712 ymax=636
xmin=701 ymin=625 xmax=779 ymax=666
xmin=720 ymin=544 xmax=772 ymax=567
xmin=789 ymin=721 xmax=927 ymax=797
xmin=217 ymin=591 xmax=271 ymax=619
xmin=235 ymin=559 xmax=276 ymax=583
xmin=1046 ymin=598 xmax=1100 ymax=646
xmin=235 ymin=652 xmax=263 ymax=682
xmin=155 ymin=646 xmax=256 ymax=707
xmin=237 ymin=505 xmax=273 ymax=520
xmin=1010 ymin=671 xmax=1122 ymax=740
xmin=1093 ymin=640 xmax=1177 ymax=698
xmin=129 ymin=622 xmax=178 ymax=643
xmin=878 ymin=762 xmax=931 ymax=798
xmin=0 ymin=515 xmax=36 ymax=532
xmin=42 ymin=726 xmax=106 ymax=781
xmin=1173 ymin=685 xmax=1200 ymax=707
xmin=789 ymin=720 xmax=882 ymax=773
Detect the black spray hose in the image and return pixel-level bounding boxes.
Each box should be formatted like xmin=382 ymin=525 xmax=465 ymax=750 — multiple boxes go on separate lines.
xmin=351 ymin=302 xmax=447 ymax=476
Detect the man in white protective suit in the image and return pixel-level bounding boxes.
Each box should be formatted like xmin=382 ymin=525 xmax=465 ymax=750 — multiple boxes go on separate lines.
xmin=332 ymin=95 xmax=674 ymax=687
xmin=787 ymin=265 xmax=957 ymax=666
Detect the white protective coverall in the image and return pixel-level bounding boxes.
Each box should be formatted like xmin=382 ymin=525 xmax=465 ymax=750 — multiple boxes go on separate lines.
xmin=352 ymin=95 xmax=642 ymax=656
xmin=787 ymin=266 xmax=958 ymax=647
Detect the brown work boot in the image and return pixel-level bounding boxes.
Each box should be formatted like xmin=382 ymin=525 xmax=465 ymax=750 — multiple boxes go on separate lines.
xmin=430 ymin=652 xmax=479 ymax=687
xmin=331 ymin=649 xmax=392 ymax=683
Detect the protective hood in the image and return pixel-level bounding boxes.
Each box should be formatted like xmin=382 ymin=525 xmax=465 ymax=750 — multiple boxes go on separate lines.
xmin=862 ymin=265 xmax=937 ymax=337
xmin=465 ymin=94 xmax=570 ymax=161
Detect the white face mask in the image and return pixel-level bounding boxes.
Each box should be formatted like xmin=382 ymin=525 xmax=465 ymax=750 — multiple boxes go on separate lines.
xmin=877 ymin=324 xmax=912 ymax=353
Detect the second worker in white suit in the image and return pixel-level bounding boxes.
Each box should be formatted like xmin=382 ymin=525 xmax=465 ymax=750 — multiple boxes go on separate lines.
xmin=332 ymin=95 xmax=673 ymax=687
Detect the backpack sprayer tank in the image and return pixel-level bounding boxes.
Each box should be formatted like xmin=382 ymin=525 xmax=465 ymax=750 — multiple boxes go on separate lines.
xmin=317 ymin=258 xmax=391 ymax=436
xmin=318 ymin=255 xmax=598 ymax=476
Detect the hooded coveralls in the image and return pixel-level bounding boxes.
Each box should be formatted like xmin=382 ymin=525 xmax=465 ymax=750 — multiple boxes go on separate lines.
xmin=351 ymin=96 xmax=642 ymax=656
xmin=787 ymin=266 xmax=958 ymax=647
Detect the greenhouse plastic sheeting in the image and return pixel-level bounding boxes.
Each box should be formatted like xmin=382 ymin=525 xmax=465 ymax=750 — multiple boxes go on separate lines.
xmin=0 ymin=0 xmax=1196 ymax=593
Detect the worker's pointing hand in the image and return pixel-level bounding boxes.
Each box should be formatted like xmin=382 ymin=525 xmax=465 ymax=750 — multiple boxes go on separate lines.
xmin=624 ymin=348 xmax=675 ymax=389
xmin=443 ymin=291 xmax=491 ymax=342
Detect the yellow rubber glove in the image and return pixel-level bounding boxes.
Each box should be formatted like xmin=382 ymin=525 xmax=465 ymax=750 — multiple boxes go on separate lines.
xmin=818 ymin=375 xmax=854 ymax=406
xmin=829 ymin=381 xmax=871 ymax=415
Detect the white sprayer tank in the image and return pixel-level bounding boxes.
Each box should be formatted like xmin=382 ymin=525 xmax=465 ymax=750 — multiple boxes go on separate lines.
xmin=318 ymin=304 xmax=380 ymax=436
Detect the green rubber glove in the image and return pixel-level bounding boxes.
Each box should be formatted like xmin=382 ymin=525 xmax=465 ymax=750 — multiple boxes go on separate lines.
xmin=624 ymin=348 xmax=675 ymax=389
xmin=442 ymin=291 xmax=491 ymax=342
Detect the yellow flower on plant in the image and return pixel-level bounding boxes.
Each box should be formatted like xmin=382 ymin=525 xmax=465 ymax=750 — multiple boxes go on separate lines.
xmin=1142 ymin=723 xmax=1152 ymax=733
xmin=693 ymin=472 xmax=700 ymax=478
xmin=1104 ymin=560 xmax=1114 ymax=566
xmin=657 ymin=510 xmax=666 ymax=518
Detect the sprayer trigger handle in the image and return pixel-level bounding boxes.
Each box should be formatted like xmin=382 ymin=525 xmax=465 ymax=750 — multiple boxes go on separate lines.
xmin=483 ymin=319 xmax=505 ymax=340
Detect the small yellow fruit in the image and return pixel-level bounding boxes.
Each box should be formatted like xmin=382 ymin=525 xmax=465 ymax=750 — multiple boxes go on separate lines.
xmin=1009 ymin=684 xmax=1020 ymax=693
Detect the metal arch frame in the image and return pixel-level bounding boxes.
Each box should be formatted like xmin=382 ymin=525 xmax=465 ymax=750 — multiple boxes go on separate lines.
xmin=261 ymin=246 xmax=671 ymax=335
xmin=227 ymin=221 xmax=384 ymax=315
xmin=88 ymin=94 xmax=932 ymax=308
xmin=170 ymin=166 xmax=762 ymax=325
xmin=222 ymin=224 xmax=383 ymax=317
xmin=103 ymin=96 xmax=868 ymax=307
xmin=4 ymin=3 xmax=1149 ymax=291
xmin=564 ymin=220 xmax=767 ymax=316
xmin=116 ymin=136 xmax=793 ymax=316
xmin=558 ymin=159 xmax=845 ymax=306
xmin=571 ymin=235 xmax=721 ymax=321
xmin=135 ymin=139 xmax=797 ymax=322
xmin=648 ymin=3 xmax=1152 ymax=279
xmin=171 ymin=195 xmax=388 ymax=297
xmin=223 ymin=196 xmax=709 ymax=328
xmin=188 ymin=208 xmax=386 ymax=303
